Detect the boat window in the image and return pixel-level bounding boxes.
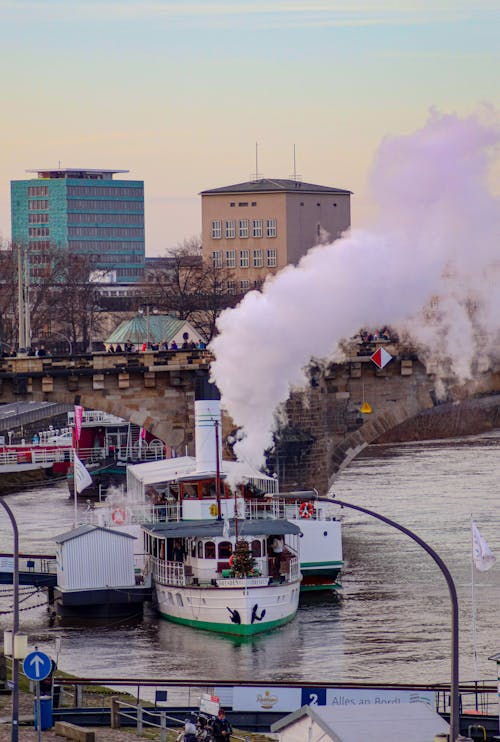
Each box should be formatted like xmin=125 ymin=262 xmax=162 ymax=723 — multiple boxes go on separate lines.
xmin=218 ymin=541 xmax=233 ymax=559
xmin=205 ymin=541 xmax=216 ymax=559
xmin=197 ymin=541 xmax=203 ymax=558
xmin=176 ymin=593 xmax=183 ymax=607
xmin=251 ymin=539 xmax=262 ymax=557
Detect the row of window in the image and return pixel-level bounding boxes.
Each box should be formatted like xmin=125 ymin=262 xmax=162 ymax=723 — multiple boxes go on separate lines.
xmin=28 ymin=213 xmax=49 ymax=224
xmin=68 ymin=227 xmax=144 ymax=238
xmin=228 ymin=279 xmax=263 ymax=293
xmin=30 ymin=241 xmax=50 ymax=250
xmin=229 ymin=201 xmax=257 ymax=208
xmin=198 ymin=539 xmax=266 ymax=559
xmin=29 ymin=227 xmax=49 ymax=237
xmin=67 ymin=185 xmax=143 ymax=198
xmin=211 ymin=218 xmax=277 ymax=240
xmin=116 ymin=267 xmax=143 ymax=276
xmin=68 ymin=199 xmax=143 ymax=211
xmin=69 ymin=240 xmax=144 ymax=251
xmin=68 ymin=212 xmax=144 ymax=225
xmin=83 ymin=253 xmax=143 ymax=264
xmin=212 ymin=248 xmax=277 ymax=269
xmin=28 ymin=186 xmax=48 ymax=197
xmin=29 ymin=199 xmax=48 ymax=210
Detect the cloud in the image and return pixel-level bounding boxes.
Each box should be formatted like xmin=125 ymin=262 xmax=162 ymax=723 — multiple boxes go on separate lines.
xmin=0 ymin=0 xmax=496 ymax=29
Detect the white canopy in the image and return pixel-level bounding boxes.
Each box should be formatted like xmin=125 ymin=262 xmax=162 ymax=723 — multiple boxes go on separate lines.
xmin=126 ymin=455 xmax=277 ymax=502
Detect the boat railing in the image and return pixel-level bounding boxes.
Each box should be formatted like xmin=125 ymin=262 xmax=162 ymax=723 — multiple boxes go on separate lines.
xmin=243 ymin=498 xmax=336 ymax=521
xmin=151 ymin=557 xmax=186 ymax=587
xmin=288 ymin=556 xmax=300 ymax=582
xmin=0 ymin=446 xmax=73 ymax=466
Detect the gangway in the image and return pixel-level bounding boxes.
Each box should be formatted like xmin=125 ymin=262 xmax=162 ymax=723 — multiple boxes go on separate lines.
xmin=0 ymin=552 xmax=57 ymax=587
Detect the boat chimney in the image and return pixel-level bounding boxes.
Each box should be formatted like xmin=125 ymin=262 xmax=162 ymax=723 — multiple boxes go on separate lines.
xmin=195 ymin=400 xmax=222 ymax=472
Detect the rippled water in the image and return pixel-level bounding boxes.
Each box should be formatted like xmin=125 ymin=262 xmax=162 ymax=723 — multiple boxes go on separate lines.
xmin=1 ymin=431 xmax=499 ymax=685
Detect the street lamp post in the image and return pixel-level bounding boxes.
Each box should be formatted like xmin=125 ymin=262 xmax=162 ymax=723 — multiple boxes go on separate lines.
xmin=330 ymin=498 xmax=460 ymax=741
xmin=0 ymin=497 xmax=20 ymax=742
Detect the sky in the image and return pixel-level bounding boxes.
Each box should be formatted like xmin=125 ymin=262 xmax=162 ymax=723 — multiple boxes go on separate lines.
xmin=0 ymin=0 xmax=498 ymax=255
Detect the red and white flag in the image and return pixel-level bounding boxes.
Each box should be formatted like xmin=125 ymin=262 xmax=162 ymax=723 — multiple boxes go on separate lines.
xmin=140 ymin=427 xmax=147 ymax=440
xmin=74 ymin=405 xmax=84 ymax=444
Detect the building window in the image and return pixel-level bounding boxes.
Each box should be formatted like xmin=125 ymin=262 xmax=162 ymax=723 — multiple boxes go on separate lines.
xmin=227 ymin=280 xmax=236 ymax=294
xmin=28 ymin=186 xmax=48 ymax=197
xmin=67 ymin=199 xmax=143 ymax=211
xmin=238 ymin=202 xmax=248 ymax=207
xmin=211 ymin=220 xmax=222 ymax=239
xmin=29 ymin=199 xmax=48 ymax=210
xmin=67 ymin=185 xmax=143 ymax=197
xmin=239 ymin=219 xmax=249 ymax=238
xmin=266 ymin=218 xmax=277 ymax=238
xmin=267 ymin=249 xmax=277 ymax=267
xmin=253 ymin=249 xmax=263 ymax=268
xmin=28 ymin=227 xmax=49 ymax=237
xmin=212 ymin=251 xmax=222 ymax=268
xmin=252 ymin=219 xmax=263 ymax=238
xmin=230 ymin=202 xmax=235 ymax=207
xmin=225 ymin=250 xmax=236 ymax=268
xmin=251 ymin=202 xmax=257 ymax=207
xmin=239 ymin=249 xmax=249 ymax=268
xmin=225 ymin=220 xmax=236 ymax=239
xmin=240 ymin=280 xmax=250 ymax=290
xmin=28 ymin=213 xmax=49 ymax=224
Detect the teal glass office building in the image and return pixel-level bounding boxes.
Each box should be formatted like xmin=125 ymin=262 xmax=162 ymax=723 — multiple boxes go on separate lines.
xmin=11 ymin=168 xmax=145 ymax=283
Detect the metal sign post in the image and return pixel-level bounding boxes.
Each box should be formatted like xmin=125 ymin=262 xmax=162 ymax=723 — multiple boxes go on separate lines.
xmin=35 ymin=680 xmax=41 ymax=742
xmin=23 ymin=649 xmax=52 ymax=740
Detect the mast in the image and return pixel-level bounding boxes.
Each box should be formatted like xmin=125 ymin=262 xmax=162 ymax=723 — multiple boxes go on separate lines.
xmin=215 ymin=420 xmax=222 ymax=521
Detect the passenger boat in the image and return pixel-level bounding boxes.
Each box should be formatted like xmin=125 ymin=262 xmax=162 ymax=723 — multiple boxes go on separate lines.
xmin=0 ymin=439 xmax=72 ymax=494
xmin=66 ymin=409 xmax=167 ymax=499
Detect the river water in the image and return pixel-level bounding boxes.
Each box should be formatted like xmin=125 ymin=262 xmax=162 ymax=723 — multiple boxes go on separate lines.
xmin=1 ymin=431 xmax=499 ymax=686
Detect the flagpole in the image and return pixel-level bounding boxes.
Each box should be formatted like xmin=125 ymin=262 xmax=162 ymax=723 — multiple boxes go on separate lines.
xmin=73 ymin=444 xmax=78 ymax=529
xmin=471 ymin=516 xmax=479 ymax=702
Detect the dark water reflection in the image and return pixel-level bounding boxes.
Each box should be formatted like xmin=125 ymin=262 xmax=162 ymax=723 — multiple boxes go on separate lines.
xmin=1 ymin=431 xmax=499 ymax=685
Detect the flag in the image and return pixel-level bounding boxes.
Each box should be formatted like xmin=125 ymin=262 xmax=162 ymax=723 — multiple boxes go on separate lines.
xmin=472 ymin=521 xmax=496 ymax=572
xmin=140 ymin=427 xmax=147 ymax=440
xmin=74 ymin=405 xmax=84 ymax=443
xmin=74 ymin=454 xmax=92 ymax=494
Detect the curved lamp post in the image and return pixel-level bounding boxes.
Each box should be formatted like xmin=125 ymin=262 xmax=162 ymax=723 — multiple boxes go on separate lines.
xmin=0 ymin=497 xmax=20 ymax=742
xmin=329 ymin=498 xmax=460 ymax=741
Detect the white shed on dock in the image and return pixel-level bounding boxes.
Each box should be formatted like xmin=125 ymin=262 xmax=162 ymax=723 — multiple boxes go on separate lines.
xmin=54 ymin=525 xmax=136 ymax=591
xmin=270 ymin=702 xmax=450 ymax=742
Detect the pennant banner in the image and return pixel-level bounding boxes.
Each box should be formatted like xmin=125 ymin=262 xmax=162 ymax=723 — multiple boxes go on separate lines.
xmin=74 ymin=405 xmax=84 ymax=443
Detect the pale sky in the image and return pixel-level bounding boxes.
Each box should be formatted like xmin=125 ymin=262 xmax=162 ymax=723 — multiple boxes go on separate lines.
xmin=0 ymin=0 xmax=498 ymax=255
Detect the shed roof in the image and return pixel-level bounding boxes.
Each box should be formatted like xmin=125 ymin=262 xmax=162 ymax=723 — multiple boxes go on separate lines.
xmin=106 ymin=314 xmax=199 ymax=345
xmin=143 ymin=519 xmax=301 ymax=538
xmin=270 ymin=702 xmax=449 ymax=742
xmin=54 ymin=525 xmax=136 ymax=544
xmin=201 ymin=178 xmax=351 ymax=195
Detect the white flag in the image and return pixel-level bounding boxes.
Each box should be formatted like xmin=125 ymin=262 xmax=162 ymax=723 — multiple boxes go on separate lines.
xmin=472 ymin=521 xmax=496 ymax=572
xmin=74 ymin=454 xmax=92 ymax=494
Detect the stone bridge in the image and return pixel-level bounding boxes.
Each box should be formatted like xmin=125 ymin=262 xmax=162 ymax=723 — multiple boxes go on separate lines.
xmin=0 ymin=346 xmax=499 ymax=494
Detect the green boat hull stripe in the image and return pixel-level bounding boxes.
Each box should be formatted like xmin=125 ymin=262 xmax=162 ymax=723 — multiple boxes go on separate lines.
xmin=301 ymin=583 xmax=342 ymax=592
xmin=301 ymin=561 xmax=343 ymax=568
xmin=159 ymin=611 xmax=296 ymax=636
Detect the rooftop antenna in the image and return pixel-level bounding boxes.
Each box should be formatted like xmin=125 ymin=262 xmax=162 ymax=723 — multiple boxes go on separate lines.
xmin=250 ymin=142 xmax=263 ymax=182
xmin=289 ymin=144 xmax=302 ymax=181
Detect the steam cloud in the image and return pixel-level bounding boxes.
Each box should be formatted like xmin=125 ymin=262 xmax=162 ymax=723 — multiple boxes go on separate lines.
xmin=210 ymin=109 xmax=500 ymax=467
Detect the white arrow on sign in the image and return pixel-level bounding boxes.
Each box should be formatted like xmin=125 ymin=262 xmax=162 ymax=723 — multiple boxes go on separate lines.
xmin=29 ymin=654 xmax=46 ymax=679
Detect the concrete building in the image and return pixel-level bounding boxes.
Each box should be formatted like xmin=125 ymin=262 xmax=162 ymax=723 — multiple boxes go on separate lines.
xmin=11 ymin=168 xmax=145 ymax=283
xmin=200 ymin=178 xmax=351 ymax=292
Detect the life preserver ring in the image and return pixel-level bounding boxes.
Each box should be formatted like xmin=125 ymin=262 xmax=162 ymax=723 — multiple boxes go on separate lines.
xmin=111 ymin=508 xmax=126 ymax=525
xmin=299 ymin=502 xmax=314 ymax=519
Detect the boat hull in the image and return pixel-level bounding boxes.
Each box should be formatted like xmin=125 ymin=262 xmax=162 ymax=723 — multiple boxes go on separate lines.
xmin=154 ymin=579 xmax=301 ymax=636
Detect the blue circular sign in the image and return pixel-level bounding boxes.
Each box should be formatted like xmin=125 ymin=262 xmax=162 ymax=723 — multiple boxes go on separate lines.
xmin=23 ymin=651 xmax=52 ymax=681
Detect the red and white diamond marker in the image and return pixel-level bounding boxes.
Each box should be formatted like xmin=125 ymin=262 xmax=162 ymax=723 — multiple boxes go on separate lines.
xmin=370 ymin=347 xmax=393 ymax=369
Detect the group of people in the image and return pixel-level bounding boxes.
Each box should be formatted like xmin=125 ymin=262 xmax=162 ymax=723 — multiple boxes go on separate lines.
xmin=107 ymin=338 xmax=207 ymax=353
xmin=180 ymin=708 xmax=232 ymax=742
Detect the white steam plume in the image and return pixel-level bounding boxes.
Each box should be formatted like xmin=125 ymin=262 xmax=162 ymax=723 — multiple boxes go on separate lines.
xmin=210 ymin=109 xmax=500 ymax=467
